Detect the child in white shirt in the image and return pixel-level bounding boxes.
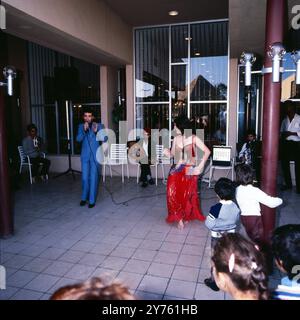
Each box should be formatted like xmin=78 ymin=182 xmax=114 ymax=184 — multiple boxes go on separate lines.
xmin=235 ymin=164 xmax=283 ymax=246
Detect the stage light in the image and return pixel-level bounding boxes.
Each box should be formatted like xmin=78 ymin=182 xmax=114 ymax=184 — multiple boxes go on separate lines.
xmin=292 ymin=50 xmax=300 ymax=85
xmin=240 ymin=52 xmax=256 ymax=86
xmin=267 ymin=42 xmax=286 ymax=83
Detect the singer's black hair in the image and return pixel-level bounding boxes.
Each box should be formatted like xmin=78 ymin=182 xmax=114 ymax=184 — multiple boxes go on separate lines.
xmin=83 ymin=108 xmax=94 ymax=115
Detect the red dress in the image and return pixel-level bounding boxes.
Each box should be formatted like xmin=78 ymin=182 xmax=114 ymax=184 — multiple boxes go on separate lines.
xmin=166 ymin=143 xmax=205 ymax=223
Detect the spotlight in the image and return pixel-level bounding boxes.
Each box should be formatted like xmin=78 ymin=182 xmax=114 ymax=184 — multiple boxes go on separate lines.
xmin=267 ymin=42 xmax=286 ymax=83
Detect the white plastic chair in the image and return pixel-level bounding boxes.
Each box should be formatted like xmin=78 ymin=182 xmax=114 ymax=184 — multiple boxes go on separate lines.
xmin=208 ymin=148 xmax=235 ymax=188
xmin=18 ymin=146 xmax=47 ymax=184
xmin=133 ymin=144 xmax=170 ymax=185
xmin=155 ymin=145 xmax=170 ymax=185
xmin=102 ymin=144 xmax=129 ymax=183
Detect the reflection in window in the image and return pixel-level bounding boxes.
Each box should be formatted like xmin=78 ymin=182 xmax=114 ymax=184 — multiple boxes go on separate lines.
xmin=172 ymin=65 xmax=188 ymax=118
xmin=190 ymin=22 xmax=228 ymax=101
xmin=134 ymin=21 xmax=229 ymax=143
xmin=190 ymin=103 xmax=227 ymax=149
xmin=136 ymin=104 xmax=169 ymax=131
xmin=135 ymin=27 xmax=169 ymax=102
xmin=171 ymin=25 xmax=188 ymax=63
xmin=282 ymin=52 xmax=297 ymax=100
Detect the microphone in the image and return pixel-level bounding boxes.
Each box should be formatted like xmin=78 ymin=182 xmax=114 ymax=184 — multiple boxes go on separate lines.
xmin=84 ymin=122 xmax=90 ymax=133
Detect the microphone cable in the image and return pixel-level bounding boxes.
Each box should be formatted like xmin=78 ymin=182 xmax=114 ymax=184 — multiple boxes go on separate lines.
xmin=84 ymin=128 xmax=166 ymax=206
xmin=83 ymin=126 xmax=216 ymax=205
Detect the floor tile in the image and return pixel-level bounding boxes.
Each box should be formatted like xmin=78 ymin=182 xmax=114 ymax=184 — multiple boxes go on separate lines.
xmin=137 ymin=275 xmax=169 ymax=295
xmin=165 ymin=279 xmax=196 ymax=299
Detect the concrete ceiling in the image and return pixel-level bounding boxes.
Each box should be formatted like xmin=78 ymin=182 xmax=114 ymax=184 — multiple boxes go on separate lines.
xmin=103 ymin=0 xmax=228 ymax=26
xmin=3 ymin=0 xmax=299 ymax=64
xmin=4 ymin=6 xmax=128 ymax=66
xmin=229 ymin=0 xmax=267 ymax=58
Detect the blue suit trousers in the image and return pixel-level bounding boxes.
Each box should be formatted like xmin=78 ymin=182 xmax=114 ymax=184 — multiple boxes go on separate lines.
xmin=81 ymin=157 xmax=101 ymax=204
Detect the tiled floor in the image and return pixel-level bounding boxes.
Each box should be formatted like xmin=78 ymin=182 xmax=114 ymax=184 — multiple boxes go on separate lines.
xmin=0 ymin=174 xmax=299 ymax=300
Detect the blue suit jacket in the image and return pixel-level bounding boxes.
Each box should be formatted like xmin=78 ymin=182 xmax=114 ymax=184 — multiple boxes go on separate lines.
xmin=76 ymin=123 xmax=108 ymax=162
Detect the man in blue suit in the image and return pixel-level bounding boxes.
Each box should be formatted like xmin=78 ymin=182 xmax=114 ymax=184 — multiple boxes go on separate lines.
xmin=76 ymin=109 xmax=107 ymax=208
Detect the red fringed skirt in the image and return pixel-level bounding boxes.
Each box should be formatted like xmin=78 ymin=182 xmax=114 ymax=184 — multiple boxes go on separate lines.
xmin=166 ymin=164 xmax=205 ymax=223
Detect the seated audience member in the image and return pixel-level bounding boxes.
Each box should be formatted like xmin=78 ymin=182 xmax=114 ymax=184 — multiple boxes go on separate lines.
xmin=271 ymin=224 xmax=300 ymax=300
xmin=129 ymin=128 xmax=155 ymax=188
xmin=22 ymin=124 xmax=51 ymax=182
xmin=238 ymin=129 xmax=261 ymax=183
xmin=50 ymin=277 xmax=135 ymax=300
xmin=212 ymin=233 xmax=269 ymax=300
xmin=204 ymin=178 xmax=240 ymax=292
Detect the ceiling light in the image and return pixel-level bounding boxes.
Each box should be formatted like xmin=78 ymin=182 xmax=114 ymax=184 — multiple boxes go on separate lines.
xmin=185 ymin=37 xmax=192 ymax=41
xmin=195 ymin=52 xmax=201 ymax=56
xmin=168 ymin=10 xmax=179 ymax=16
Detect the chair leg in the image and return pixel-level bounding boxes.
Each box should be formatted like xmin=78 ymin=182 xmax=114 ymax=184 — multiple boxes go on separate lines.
xmin=29 ymin=165 xmax=33 ymax=185
xmin=103 ymin=164 xmax=106 ymax=182
xmin=155 ymin=164 xmax=158 ymax=186
xmin=121 ymin=164 xmax=124 ymax=183
xmin=226 ymin=169 xmax=230 ymax=178
xmin=127 ymin=164 xmax=129 ymax=179
xmin=161 ymin=164 xmax=165 ymax=183
xmin=137 ymin=165 xmax=139 ymax=184
xmin=19 ymin=164 xmax=22 ymax=174
xmin=209 ymin=166 xmax=213 ymax=188
xmin=109 ymin=165 xmax=112 ymax=178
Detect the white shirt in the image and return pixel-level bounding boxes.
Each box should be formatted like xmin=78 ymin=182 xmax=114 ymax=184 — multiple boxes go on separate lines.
xmin=236 ymin=185 xmax=283 ymax=216
xmin=280 ymin=114 xmax=300 ymax=142
xmin=142 ymin=140 xmax=148 ymax=157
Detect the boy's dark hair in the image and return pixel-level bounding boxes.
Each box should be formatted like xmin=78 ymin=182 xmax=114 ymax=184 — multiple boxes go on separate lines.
xmin=247 ymin=129 xmax=256 ymax=137
xmin=235 ymin=164 xmax=254 ymax=185
xmin=212 ymin=233 xmax=269 ymax=300
xmin=214 ymin=178 xmax=236 ymax=200
xmin=271 ymin=224 xmax=300 ymax=280
xmin=27 ymin=124 xmax=37 ymax=132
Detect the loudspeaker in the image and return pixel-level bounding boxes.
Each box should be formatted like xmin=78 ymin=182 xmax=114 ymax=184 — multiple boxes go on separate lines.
xmin=54 ymin=67 xmax=80 ymax=100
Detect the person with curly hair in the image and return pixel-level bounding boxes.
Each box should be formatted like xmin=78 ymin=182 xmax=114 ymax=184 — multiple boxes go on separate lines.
xmin=50 ymin=277 xmax=135 ymax=300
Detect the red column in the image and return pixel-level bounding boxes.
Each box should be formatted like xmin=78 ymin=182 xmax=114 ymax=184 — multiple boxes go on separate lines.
xmin=261 ymin=0 xmax=286 ymax=244
xmin=0 ymin=32 xmax=14 ymax=237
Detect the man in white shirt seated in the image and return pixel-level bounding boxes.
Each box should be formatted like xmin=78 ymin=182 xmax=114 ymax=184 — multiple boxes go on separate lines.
xmin=280 ymin=100 xmax=300 ymax=193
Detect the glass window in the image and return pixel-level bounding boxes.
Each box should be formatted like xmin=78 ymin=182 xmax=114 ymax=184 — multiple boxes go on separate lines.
xmin=282 ymin=52 xmax=297 ymax=100
xmin=134 ymin=21 xmax=229 ymax=144
xmin=237 ymin=68 xmax=263 ymax=144
xmin=135 ymin=27 xmax=169 ymax=102
xmin=28 ymin=42 xmax=100 ymax=155
xmin=172 ymin=65 xmax=188 ymax=118
xmin=171 ymin=25 xmax=188 ymax=63
xmin=190 ymin=103 xmax=227 ymax=149
xmin=136 ymin=104 xmax=169 ymax=131
xmin=190 ymin=22 xmax=228 ymax=101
